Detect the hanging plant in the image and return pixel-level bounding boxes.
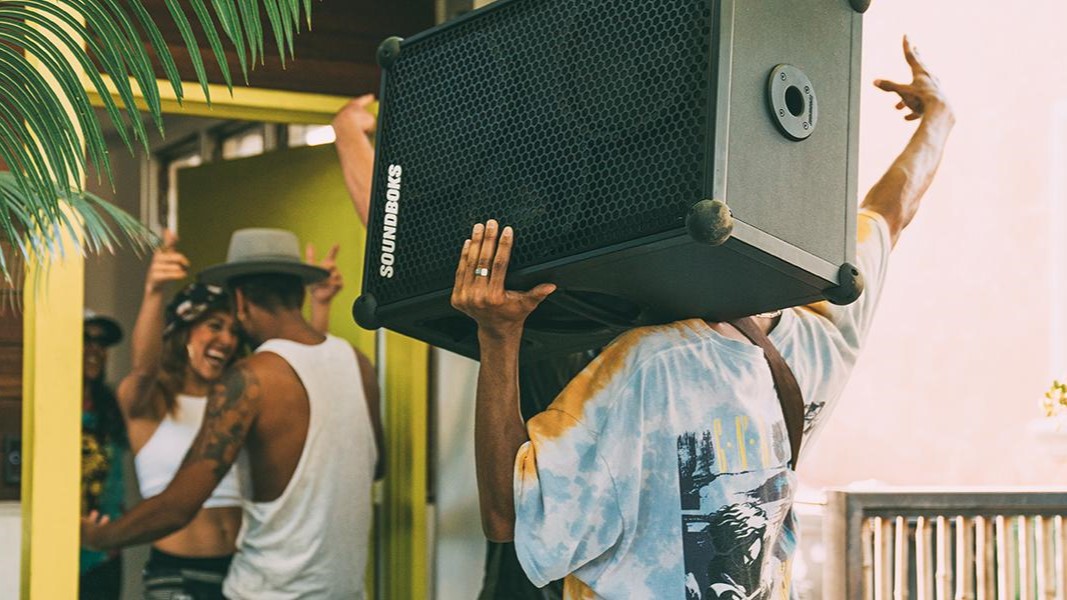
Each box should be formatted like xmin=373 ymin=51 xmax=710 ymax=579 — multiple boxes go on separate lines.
xmin=0 ymin=0 xmax=312 ymax=280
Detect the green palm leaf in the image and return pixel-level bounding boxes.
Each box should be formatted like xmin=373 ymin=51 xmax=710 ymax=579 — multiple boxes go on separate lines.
xmin=0 ymin=0 xmax=313 ymax=283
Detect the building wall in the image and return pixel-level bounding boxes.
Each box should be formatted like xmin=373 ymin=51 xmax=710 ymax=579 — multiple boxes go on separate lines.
xmin=803 ymin=0 xmax=1067 ymax=488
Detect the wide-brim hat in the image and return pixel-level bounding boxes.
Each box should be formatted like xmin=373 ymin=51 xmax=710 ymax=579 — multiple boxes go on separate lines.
xmin=198 ymin=228 xmax=329 ymax=286
xmin=83 ymin=309 xmax=123 ymax=347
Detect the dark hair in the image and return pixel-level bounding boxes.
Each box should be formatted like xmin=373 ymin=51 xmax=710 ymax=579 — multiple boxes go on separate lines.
xmin=156 ymin=306 xmax=237 ymax=416
xmin=229 ymin=273 xmax=305 ymax=312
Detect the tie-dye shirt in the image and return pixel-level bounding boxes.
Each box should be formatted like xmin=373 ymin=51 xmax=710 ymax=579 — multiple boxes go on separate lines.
xmin=513 ymin=210 xmax=891 ymax=599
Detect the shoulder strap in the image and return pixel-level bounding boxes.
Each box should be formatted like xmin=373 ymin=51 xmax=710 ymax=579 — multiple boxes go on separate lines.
xmin=727 ymin=316 xmax=805 ymax=470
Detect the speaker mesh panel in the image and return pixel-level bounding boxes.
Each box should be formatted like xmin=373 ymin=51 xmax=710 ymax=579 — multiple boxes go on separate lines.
xmin=369 ymin=0 xmax=715 ymax=304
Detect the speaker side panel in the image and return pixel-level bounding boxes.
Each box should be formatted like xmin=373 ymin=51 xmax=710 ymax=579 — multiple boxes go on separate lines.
xmin=723 ymin=0 xmax=859 ymax=267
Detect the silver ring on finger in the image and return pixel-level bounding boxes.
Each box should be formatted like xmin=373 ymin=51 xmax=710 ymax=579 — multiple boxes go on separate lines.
xmin=474 ymin=267 xmax=490 ymax=277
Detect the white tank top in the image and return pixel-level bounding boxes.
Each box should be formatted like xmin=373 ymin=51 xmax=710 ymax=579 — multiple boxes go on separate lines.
xmin=223 ymin=335 xmax=376 ymax=600
xmin=135 ymin=394 xmax=242 ymax=508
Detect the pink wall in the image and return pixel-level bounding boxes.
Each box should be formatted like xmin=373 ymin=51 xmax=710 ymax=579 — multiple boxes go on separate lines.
xmin=804 ymin=1 xmax=1067 ymax=487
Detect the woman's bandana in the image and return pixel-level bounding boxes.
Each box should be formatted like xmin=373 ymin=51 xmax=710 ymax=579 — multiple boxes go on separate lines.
xmin=163 ymin=283 xmax=230 ymax=337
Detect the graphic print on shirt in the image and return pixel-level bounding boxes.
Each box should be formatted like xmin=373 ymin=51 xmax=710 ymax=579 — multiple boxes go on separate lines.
xmin=677 ymin=416 xmax=796 ymax=600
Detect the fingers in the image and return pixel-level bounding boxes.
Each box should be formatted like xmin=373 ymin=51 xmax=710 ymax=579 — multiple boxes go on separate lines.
xmin=874 ymin=79 xmax=905 ymax=94
xmin=452 ymin=239 xmax=473 ymax=308
xmin=902 ymin=35 xmax=928 ymax=76
xmin=465 ymin=223 xmax=486 ymax=285
xmin=488 ymin=226 xmax=513 ymax=290
xmin=305 ymin=242 xmax=315 ymax=264
xmin=353 ymin=94 xmax=376 ymax=109
xmin=162 ymin=228 xmax=178 ymax=250
xmin=325 ymin=243 xmax=340 ymax=266
xmin=524 ymin=282 xmax=557 ymax=305
xmin=475 ymin=220 xmax=500 ymax=285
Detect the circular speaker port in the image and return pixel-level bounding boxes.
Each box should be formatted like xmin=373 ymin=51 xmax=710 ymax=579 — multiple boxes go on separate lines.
xmin=768 ymin=64 xmax=818 ymax=141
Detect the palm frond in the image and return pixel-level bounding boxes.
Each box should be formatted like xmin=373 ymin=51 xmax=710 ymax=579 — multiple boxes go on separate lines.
xmin=0 ymin=0 xmax=311 ymax=281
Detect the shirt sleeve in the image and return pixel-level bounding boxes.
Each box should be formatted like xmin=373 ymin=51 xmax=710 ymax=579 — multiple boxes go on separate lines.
xmin=512 ymin=340 xmax=635 ymax=587
xmin=798 ymin=209 xmax=892 ymax=350
xmin=787 ymin=209 xmax=893 ymax=443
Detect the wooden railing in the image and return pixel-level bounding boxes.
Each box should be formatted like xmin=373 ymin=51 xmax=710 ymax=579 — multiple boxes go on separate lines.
xmin=823 ymin=490 xmax=1067 ymax=599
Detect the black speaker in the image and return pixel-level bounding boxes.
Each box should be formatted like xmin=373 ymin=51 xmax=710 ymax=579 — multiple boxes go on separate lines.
xmin=355 ymin=0 xmax=867 ymax=360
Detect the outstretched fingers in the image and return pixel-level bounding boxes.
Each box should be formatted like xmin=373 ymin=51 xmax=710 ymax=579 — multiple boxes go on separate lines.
xmin=162 ymin=228 xmax=178 ymax=251
xmin=474 ymin=220 xmax=499 ymax=288
xmin=874 ymin=78 xmax=906 ymax=95
xmin=454 ymin=238 xmax=472 ymax=291
xmin=902 ymin=35 xmax=929 ymax=77
xmin=465 ymin=223 xmax=486 ymax=285
xmin=488 ymin=225 xmax=513 ymax=291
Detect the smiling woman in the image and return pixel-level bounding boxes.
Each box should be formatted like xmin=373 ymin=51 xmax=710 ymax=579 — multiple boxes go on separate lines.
xmin=111 ymin=234 xmax=243 ymax=599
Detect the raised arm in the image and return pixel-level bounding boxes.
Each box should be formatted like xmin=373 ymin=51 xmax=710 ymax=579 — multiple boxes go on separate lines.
xmin=864 ymin=36 xmax=955 ymax=247
xmin=116 ymin=229 xmax=189 ymax=419
xmin=82 ymin=361 xmax=262 ymax=550
xmin=332 ymin=95 xmax=378 ymax=226
xmin=306 ymin=243 xmax=343 ymax=334
xmin=450 ymin=220 xmax=556 ymax=542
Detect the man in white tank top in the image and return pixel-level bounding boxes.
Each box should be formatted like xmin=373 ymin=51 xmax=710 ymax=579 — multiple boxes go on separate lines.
xmin=82 ymin=229 xmax=385 ymax=599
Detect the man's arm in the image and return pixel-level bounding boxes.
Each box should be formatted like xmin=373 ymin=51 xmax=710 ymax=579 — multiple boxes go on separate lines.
xmin=82 ymin=363 xmax=262 ymax=550
xmin=450 ymin=220 xmax=555 ymax=542
xmin=865 ymin=36 xmax=955 ymax=247
xmin=332 ymin=95 xmax=378 ymax=226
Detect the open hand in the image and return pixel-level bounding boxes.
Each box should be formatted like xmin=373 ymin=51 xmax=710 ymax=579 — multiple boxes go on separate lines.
xmin=874 ymin=36 xmax=951 ymax=121
xmin=450 ymin=220 xmax=556 ymax=340
xmin=306 ymin=243 xmax=344 ymax=305
xmin=80 ymin=510 xmax=110 ymax=551
xmin=145 ymin=229 xmax=190 ymax=295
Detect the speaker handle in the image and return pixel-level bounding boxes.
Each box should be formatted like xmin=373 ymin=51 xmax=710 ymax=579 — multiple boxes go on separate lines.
xmin=823 ymin=262 xmax=864 ymax=306
xmin=540 ymin=291 xmax=642 ymax=331
xmin=850 ymin=0 xmax=871 ymax=13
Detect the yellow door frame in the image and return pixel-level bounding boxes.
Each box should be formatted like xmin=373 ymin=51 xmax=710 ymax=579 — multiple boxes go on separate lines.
xmin=21 ymin=226 xmax=85 ymax=600
xmin=22 ymin=78 xmax=431 ymax=597
xmin=20 ymin=11 xmax=86 ymax=598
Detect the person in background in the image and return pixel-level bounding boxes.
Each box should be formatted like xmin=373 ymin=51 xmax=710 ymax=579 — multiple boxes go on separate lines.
xmin=82 ymin=227 xmax=383 ymax=599
xmin=101 ymin=230 xmax=342 ymax=599
xmin=81 ymin=309 xmax=127 ymax=600
xmin=332 ymin=94 xmax=379 ymax=225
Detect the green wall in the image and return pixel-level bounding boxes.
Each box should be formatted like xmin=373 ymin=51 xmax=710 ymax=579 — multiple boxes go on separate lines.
xmin=178 ymin=143 xmax=373 ymax=351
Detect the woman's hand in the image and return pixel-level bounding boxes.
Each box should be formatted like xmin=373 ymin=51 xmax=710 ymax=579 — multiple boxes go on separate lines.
xmin=145 ymin=229 xmax=190 ymax=296
xmin=306 ymin=243 xmax=344 ymax=305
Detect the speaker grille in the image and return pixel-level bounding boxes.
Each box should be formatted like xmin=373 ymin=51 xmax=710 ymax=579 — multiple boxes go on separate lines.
xmin=369 ymin=0 xmax=715 ymax=304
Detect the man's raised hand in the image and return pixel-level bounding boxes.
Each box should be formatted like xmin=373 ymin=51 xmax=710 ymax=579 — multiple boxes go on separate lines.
xmin=874 ymin=36 xmax=951 ymax=121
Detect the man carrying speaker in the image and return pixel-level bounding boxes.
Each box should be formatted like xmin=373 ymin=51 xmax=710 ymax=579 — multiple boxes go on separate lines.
xmin=450 ymin=37 xmax=953 ymax=599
